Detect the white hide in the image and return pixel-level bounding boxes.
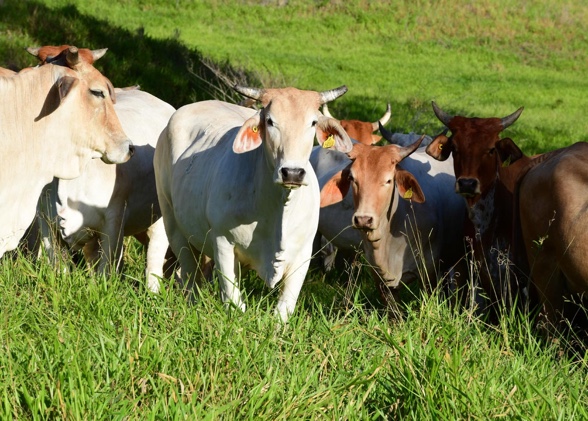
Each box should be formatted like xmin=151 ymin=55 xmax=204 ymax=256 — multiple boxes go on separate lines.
xmin=38 ymin=89 xmax=175 ymax=290
xmin=0 ymin=63 xmax=132 ymax=258
xmin=154 ymin=98 xmax=349 ymax=321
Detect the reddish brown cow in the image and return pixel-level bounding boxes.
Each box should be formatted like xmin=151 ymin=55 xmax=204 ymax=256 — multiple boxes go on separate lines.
xmin=518 ymin=142 xmax=588 ymax=328
xmin=26 ymin=45 xmax=107 ymax=65
xmin=425 ymin=102 xmax=533 ymax=312
xmin=322 ymin=102 xmax=391 ymax=145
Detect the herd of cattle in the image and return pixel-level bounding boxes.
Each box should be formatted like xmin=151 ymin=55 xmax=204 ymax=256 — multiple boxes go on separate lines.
xmin=1 ymin=45 xmax=587 ymax=331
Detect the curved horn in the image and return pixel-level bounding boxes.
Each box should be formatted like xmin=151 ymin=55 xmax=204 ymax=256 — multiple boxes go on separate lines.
xmin=233 ymin=85 xmax=264 ymax=101
xmin=378 ymin=121 xmax=394 ymax=144
xmin=26 ymin=47 xmax=41 ymax=57
xmin=321 ymin=103 xmax=334 ymax=118
xmin=372 ymin=103 xmax=392 ymax=131
xmin=501 ymin=107 xmax=524 ymax=130
xmin=318 ymin=85 xmax=348 ymax=105
xmin=91 ymin=48 xmax=108 ymax=62
xmin=398 ymin=135 xmax=425 ymax=160
xmin=65 ymin=46 xmax=80 ymax=67
xmin=432 ymin=101 xmax=453 ymax=127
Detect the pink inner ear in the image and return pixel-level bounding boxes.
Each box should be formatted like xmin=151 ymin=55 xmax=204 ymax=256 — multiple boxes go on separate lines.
xmin=320 ymin=170 xmax=350 ymax=207
xmin=234 ymin=125 xmax=262 ymax=153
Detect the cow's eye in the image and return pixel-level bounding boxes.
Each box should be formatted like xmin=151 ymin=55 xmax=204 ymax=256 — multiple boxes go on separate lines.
xmin=489 ymin=147 xmax=496 ymax=155
xmin=348 ymin=173 xmax=354 ymax=182
xmin=91 ymin=89 xmax=105 ymax=98
xmin=311 ymin=120 xmax=317 ymax=127
xmin=266 ymin=117 xmax=274 ymax=126
xmin=386 ymin=179 xmax=392 ymax=185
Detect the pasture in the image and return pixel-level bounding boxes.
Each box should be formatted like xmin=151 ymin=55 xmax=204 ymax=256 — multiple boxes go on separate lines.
xmin=1 ymin=0 xmax=587 ymax=418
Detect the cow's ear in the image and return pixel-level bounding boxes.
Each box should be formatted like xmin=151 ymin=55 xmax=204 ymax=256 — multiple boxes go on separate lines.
xmin=395 ymin=168 xmax=425 ymax=203
xmin=496 ymin=137 xmax=523 ymax=167
xmin=234 ymin=113 xmax=262 ymax=154
xmin=425 ymin=133 xmax=452 ymax=161
xmin=58 ymin=76 xmax=79 ymax=102
xmin=320 ymin=166 xmax=352 ymax=207
xmin=316 ymin=115 xmax=353 ymax=153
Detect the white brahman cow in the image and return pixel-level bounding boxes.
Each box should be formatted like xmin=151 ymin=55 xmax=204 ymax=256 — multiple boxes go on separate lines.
xmin=0 ymin=46 xmax=133 ymax=258
xmin=21 ymin=46 xmax=174 ymax=291
xmin=154 ymin=85 xmax=353 ymax=321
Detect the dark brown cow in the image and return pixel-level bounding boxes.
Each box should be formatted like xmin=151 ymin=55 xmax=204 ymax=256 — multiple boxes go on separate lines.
xmin=518 ymin=142 xmax=588 ymax=328
xmin=322 ymin=102 xmax=391 ymax=145
xmin=425 ymin=102 xmax=533 ymax=312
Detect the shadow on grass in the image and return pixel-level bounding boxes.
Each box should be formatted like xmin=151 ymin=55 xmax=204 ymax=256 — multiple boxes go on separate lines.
xmin=0 ymin=0 xmax=258 ymax=109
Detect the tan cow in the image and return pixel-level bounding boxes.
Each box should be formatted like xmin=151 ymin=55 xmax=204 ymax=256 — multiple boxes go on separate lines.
xmin=318 ymin=124 xmax=466 ymax=308
xmin=518 ymin=142 xmax=588 ymax=328
xmin=0 ymin=46 xmax=133 ymax=258
xmin=426 ymin=102 xmax=533 ymax=314
xmin=24 ymin=45 xmax=173 ymax=291
xmin=322 ymin=102 xmax=391 ymax=145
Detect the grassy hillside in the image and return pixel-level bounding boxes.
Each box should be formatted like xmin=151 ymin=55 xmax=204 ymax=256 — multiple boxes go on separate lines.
xmin=2 ymin=0 xmax=587 ymax=153
xmin=1 ymin=0 xmax=588 ymax=418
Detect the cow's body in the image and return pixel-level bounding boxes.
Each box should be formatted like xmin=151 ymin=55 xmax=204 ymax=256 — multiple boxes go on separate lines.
xmin=519 ymin=142 xmax=588 ymax=326
xmin=0 ymin=51 xmax=132 ymax=258
xmin=36 ymin=88 xmax=175 ymax=290
xmin=426 ymin=103 xmax=531 ymax=311
xmin=315 ymin=135 xmax=466 ymax=304
xmin=154 ymin=87 xmax=352 ymax=320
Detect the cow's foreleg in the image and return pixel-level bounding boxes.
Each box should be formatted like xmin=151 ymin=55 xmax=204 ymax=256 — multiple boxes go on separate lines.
xmin=275 ymin=256 xmax=311 ymax=322
xmin=214 ymin=236 xmax=246 ymax=312
xmin=97 ymin=215 xmax=125 ymax=276
xmin=144 ymin=218 xmax=169 ymax=293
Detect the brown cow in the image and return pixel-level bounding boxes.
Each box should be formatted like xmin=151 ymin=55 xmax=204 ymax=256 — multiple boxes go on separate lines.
xmin=26 ymin=45 xmax=107 ymax=65
xmin=425 ymin=102 xmax=533 ymax=313
xmin=518 ymin=142 xmax=588 ymax=329
xmin=322 ymin=102 xmax=391 ymax=145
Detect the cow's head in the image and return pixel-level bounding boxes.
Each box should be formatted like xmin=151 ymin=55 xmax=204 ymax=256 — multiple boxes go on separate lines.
xmin=320 ymin=133 xmax=425 ymax=242
xmin=322 ymin=102 xmax=391 ymax=145
xmin=27 ymin=45 xmax=107 ymax=66
xmin=53 ymin=47 xmax=133 ymax=165
xmin=426 ymin=102 xmax=524 ymax=206
xmin=233 ymin=85 xmax=353 ymax=188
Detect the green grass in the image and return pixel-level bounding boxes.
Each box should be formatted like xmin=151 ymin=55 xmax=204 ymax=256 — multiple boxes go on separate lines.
xmin=2 ymin=0 xmax=588 ymax=418
xmin=1 ymin=246 xmax=587 ymax=419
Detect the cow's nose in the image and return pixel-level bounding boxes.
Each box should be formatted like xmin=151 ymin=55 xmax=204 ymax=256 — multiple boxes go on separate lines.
xmin=281 ymin=167 xmax=306 ymax=184
xmin=456 ymin=178 xmax=479 ymax=196
xmin=128 ymin=143 xmax=135 ymax=157
xmin=353 ymin=215 xmax=374 ymax=230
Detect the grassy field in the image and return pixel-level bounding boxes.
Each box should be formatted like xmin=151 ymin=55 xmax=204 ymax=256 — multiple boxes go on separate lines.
xmin=1 ymin=0 xmax=588 ymax=418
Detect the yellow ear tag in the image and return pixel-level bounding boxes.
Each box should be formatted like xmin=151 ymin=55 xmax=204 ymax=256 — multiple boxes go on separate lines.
xmin=502 ymin=155 xmax=512 ymax=167
xmin=322 ymin=134 xmax=335 ymax=149
xmin=251 ymin=126 xmax=258 ymax=133
xmin=438 ymin=144 xmax=443 ymax=150
xmin=403 ymin=188 xmax=413 ymax=200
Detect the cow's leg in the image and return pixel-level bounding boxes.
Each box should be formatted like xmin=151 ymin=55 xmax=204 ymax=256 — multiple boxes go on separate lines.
xmin=530 ymin=257 xmax=565 ymax=335
xmin=275 ymin=257 xmax=310 ymax=322
xmin=143 ymin=218 xmax=169 ymax=293
xmin=214 ymin=236 xmax=245 ymax=312
xmin=96 ymin=211 xmax=126 ymax=276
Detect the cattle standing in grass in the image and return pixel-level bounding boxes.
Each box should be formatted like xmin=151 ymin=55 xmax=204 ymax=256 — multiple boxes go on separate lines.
xmin=322 ymin=102 xmax=391 ymax=145
xmin=154 ymin=85 xmax=353 ymax=321
xmin=426 ymin=102 xmax=532 ymax=312
xmin=0 ymin=46 xmax=133 ymax=258
xmin=316 ymin=123 xmax=466 ymax=308
xmin=23 ymin=46 xmax=174 ymax=291
xmin=518 ymin=142 xmax=588 ymax=328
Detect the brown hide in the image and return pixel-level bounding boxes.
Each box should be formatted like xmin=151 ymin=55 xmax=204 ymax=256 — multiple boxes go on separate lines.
xmin=322 ymin=103 xmax=391 ymax=145
xmin=426 ymin=103 xmax=531 ymax=311
xmin=519 ymin=142 xmax=588 ymax=327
